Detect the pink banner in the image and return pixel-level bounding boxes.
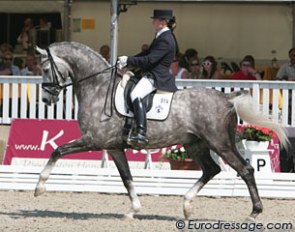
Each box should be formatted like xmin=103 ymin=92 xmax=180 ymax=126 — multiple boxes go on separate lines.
xmin=4 ymin=119 xmax=165 ymax=165
xmin=4 ymin=119 xmax=281 ymax=172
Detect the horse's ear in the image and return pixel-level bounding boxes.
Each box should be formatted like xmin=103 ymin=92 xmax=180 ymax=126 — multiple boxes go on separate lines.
xmin=35 ymin=46 xmax=47 ymax=56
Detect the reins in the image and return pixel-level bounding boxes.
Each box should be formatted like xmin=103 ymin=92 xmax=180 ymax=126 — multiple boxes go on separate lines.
xmin=63 ymin=66 xmax=115 ymax=88
xmin=102 ymin=63 xmax=118 ymax=120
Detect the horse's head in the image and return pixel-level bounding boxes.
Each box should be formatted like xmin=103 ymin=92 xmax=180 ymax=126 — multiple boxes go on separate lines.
xmin=36 ymin=46 xmax=73 ymax=105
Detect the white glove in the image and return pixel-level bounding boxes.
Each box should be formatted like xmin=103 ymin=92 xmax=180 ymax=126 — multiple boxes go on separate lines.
xmin=117 ymin=56 xmax=128 ymax=69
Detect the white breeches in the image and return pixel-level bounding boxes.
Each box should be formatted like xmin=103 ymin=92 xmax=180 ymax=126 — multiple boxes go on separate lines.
xmin=130 ymin=75 xmax=156 ymax=102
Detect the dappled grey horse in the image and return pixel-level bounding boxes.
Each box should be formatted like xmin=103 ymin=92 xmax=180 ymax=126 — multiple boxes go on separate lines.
xmin=35 ymin=42 xmax=288 ymax=220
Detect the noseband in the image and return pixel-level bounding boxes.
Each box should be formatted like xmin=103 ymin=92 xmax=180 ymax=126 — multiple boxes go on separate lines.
xmin=41 ymin=48 xmax=68 ymax=97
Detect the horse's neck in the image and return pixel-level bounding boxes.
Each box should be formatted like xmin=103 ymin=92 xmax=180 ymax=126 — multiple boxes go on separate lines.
xmin=55 ymin=44 xmax=111 ymax=110
xmin=73 ymin=75 xmax=109 ymax=102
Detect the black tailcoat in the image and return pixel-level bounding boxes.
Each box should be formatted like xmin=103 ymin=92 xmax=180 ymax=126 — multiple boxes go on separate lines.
xmin=127 ymin=30 xmax=178 ymax=92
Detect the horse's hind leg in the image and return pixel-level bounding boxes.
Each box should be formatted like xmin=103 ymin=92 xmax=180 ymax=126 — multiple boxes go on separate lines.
xmin=183 ymin=142 xmax=221 ymax=219
xmin=108 ymin=149 xmax=141 ymax=219
xmin=217 ymin=147 xmax=262 ymax=220
xmin=34 ymin=136 xmax=93 ymax=197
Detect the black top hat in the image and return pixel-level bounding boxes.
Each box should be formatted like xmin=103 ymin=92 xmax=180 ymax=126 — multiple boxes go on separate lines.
xmin=151 ymin=9 xmax=173 ymax=20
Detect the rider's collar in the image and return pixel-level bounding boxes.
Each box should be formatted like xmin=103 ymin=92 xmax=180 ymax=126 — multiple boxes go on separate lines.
xmin=155 ymin=27 xmax=169 ymax=39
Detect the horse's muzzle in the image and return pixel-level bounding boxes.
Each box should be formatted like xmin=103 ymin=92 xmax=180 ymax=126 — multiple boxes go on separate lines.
xmin=42 ymin=97 xmax=50 ymax=105
xmin=42 ymin=90 xmax=59 ymax=106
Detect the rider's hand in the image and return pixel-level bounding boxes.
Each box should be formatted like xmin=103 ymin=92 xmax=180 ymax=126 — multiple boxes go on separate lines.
xmin=117 ymin=56 xmax=128 ymax=69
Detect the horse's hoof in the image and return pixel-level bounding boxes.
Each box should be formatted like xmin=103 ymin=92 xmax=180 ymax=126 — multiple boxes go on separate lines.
xmin=183 ymin=206 xmax=193 ymax=220
xmin=244 ymin=216 xmax=256 ymax=223
xmin=132 ymin=201 xmax=141 ymax=213
xmin=122 ymin=213 xmax=135 ymax=221
xmin=183 ymin=200 xmax=193 ymax=219
xmin=34 ymin=186 xmax=46 ymax=197
xmin=184 ymin=211 xmax=191 ymax=220
xmin=248 ymin=209 xmax=261 ymax=221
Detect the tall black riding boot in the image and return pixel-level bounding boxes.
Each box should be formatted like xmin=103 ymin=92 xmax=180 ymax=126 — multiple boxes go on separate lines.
xmin=127 ymin=98 xmax=148 ymax=146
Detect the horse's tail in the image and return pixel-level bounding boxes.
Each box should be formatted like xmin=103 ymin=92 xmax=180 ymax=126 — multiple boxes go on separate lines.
xmin=227 ymin=90 xmax=289 ymax=149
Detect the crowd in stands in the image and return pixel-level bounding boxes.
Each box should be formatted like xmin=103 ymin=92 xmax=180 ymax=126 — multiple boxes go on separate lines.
xmin=166 ymin=46 xmax=295 ymax=82
xmin=0 ymin=42 xmax=41 ymax=76
xmin=0 ymin=16 xmax=54 ymax=77
xmin=1 ymin=35 xmax=295 ymax=82
xmin=167 ymin=47 xmax=295 ymax=81
xmin=97 ymin=42 xmax=286 ymax=81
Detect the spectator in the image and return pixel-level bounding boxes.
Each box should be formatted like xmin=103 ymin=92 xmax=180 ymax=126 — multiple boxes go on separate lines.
xmin=99 ymin=44 xmax=110 ymax=63
xmin=0 ymin=51 xmax=21 ymax=75
xmin=17 ymin=18 xmax=35 ymax=53
xmin=170 ymin=54 xmax=189 ymax=79
xmin=276 ymin=48 xmax=295 ymax=124
xmin=231 ymin=55 xmax=261 ymax=80
xmin=0 ymin=43 xmax=12 ymax=69
xmin=39 ymin=17 xmax=50 ymax=29
xmin=36 ymin=17 xmax=56 ymax=47
xmin=200 ymin=56 xmax=221 ymax=79
xmin=179 ymin=48 xmax=198 ymax=70
xmin=188 ymin=56 xmax=201 ymax=79
xmin=0 ymin=43 xmax=13 ymax=59
xmin=21 ymin=53 xmax=42 ymax=76
xmin=13 ymin=57 xmax=24 ymax=70
xmin=276 ymin=48 xmax=295 ymax=81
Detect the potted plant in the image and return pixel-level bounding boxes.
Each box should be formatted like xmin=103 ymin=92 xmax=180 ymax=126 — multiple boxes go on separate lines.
xmin=161 ymin=146 xmax=201 ymax=170
xmin=237 ymin=125 xmax=274 ymax=150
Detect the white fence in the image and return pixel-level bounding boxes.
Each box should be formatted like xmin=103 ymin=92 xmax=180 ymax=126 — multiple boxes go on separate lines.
xmin=1 ymin=76 xmax=295 ymax=126
xmin=0 ymin=76 xmax=77 ymax=124
xmin=0 ymin=165 xmax=295 ymax=198
xmin=1 ymin=76 xmax=295 ymax=197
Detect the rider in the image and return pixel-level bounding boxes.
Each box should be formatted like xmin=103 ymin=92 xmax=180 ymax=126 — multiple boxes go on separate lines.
xmin=117 ymin=9 xmax=178 ymax=147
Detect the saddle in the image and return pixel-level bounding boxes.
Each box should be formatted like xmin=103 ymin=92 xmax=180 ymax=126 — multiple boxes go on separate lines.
xmin=123 ymin=75 xmax=155 ymax=113
xmin=114 ymin=73 xmax=174 ymax=121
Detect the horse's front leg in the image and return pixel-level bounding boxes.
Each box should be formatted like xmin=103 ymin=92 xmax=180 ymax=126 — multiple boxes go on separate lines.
xmin=108 ymin=149 xmax=141 ymax=219
xmin=34 ymin=136 xmax=94 ymax=197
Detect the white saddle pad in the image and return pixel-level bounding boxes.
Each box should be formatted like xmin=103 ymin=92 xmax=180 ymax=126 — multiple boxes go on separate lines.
xmin=115 ymin=81 xmax=173 ymax=120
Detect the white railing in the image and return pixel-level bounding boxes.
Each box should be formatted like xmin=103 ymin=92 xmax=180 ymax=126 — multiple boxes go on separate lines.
xmin=1 ymin=165 xmax=295 ymax=198
xmin=0 ymin=76 xmax=78 ymax=124
xmin=177 ymin=79 xmax=295 ymax=127
xmin=1 ymin=76 xmax=295 ymax=126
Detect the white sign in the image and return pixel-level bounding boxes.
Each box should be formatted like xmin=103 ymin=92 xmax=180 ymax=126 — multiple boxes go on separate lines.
xmin=244 ymin=150 xmax=272 ymax=172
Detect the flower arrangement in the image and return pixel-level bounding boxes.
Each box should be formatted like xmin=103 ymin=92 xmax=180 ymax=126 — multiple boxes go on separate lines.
xmin=237 ymin=125 xmax=274 ymax=142
xmin=162 ymin=146 xmax=189 ymax=161
xmin=162 ymin=145 xmax=201 ymax=170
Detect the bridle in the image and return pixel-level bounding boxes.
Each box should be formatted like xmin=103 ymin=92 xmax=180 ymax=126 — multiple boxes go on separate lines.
xmin=41 ymin=47 xmax=118 ymax=120
xmin=41 ymin=48 xmax=116 ymax=97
